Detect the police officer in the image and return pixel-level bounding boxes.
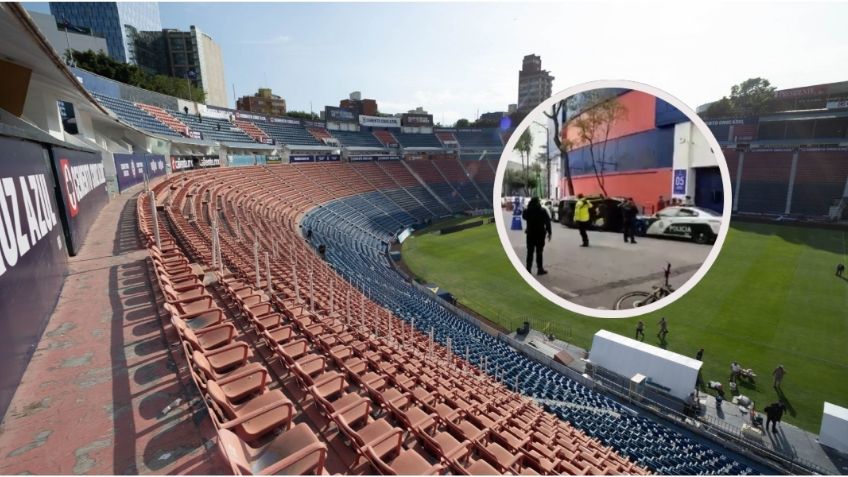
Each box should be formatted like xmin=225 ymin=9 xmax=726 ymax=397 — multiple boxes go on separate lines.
xmin=522 ymin=197 xmax=551 ymax=275
xmin=621 ymin=198 xmax=638 ymax=244
xmin=574 ymin=194 xmax=593 ymax=247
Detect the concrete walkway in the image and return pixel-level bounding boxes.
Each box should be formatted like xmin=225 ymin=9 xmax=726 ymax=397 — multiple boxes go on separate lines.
xmin=503 ymin=211 xmax=711 ymax=309
xmin=695 ymin=392 xmax=848 ymax=475
xmin=0 ymin=185 xmax=223 ymax=474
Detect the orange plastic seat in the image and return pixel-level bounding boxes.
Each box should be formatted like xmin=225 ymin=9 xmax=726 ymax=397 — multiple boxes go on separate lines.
xmin=208 ymin=381 xmax=294 ymax=442
xmin=217 ymin=424 xmax=326 ymax=475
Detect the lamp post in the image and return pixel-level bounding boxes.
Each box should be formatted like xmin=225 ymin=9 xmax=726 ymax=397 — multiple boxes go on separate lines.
xmin=532 ymin=120 xmax=551 ymax=199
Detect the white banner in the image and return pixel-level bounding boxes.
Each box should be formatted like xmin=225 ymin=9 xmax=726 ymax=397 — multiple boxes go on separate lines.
xmin=359 ymin=115 xmax=401 ymax=128
xmin=826 ymin=100 xmax=848 ymax=110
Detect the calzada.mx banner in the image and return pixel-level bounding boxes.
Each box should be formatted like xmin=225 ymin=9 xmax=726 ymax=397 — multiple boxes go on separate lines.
xmin=51 ymin=147 xmax=108 ymax=255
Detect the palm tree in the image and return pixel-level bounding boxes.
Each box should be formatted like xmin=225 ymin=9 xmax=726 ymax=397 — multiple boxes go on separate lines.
xmin=513 ymin=129 xmax=533 ymax=196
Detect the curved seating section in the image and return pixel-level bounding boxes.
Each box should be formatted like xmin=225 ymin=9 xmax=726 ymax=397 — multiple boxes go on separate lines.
xmin=431 ymin=157 xmax=490 ymax=209
xmin=142 ymin=165 xmax=650 ymax=475
xmin=93 ymin=93 xmax=184 ymax=138
xmin=295 ymin=167 xmax=757 ymax=475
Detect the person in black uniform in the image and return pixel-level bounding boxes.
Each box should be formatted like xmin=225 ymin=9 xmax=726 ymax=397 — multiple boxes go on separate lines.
xmin=621 ymin=198 xmax=638 ymax=244
xmin=522 ymin=197 xmax=552 ymax=276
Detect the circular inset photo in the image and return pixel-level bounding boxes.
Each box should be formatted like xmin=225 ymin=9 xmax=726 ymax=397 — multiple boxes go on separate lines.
xmin=494 ymin=80 xmax=731 ymax=318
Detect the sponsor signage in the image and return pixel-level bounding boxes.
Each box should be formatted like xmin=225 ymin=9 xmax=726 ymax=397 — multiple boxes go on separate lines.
xmin=359 ymin=115 xmax=401 ymax=128
xmin=270 ymin=117 xmax=302 ymax=125
xmin=703 ymin=117 xmax=757 ymax=126
xmin=775 ymin=84 xmax=828 ymax=99
xmin=50 ymin=147 xmax=108 ymax=256
xmin=171 ymin=156 xmax=194 ymax=170
xmin=199 ymin=156 xmax=221 ymax=168
xmin=349 ymin=155 xmax=400 ymax=162
xmin=290 ymin=154 xmax=341 ymax=163
xmin=202 ymin=106 xmax=234 ymax=120
xmin=325 ymin=106 xmax=358 ymax=123
xmin=672 ymin=169 xmax=687 ymax=195
xmin=236 ymin=111 xmax=268 ymax=122
xmin=188 ymin=130 xmax=203 ymax=140
xmin=113 ymin=153 xmax=167 ymax=192
xmin=0 ymin=135 xmax=68 ymax=420
xmin=401 ymin=113 xmax=434 ymax=127
xmin=826 ymin=100 xmax=848 ymax=110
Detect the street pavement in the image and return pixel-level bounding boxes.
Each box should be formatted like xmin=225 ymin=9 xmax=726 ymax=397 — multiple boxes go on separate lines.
xmin=503 ymin=211 xmax=714 ymax=310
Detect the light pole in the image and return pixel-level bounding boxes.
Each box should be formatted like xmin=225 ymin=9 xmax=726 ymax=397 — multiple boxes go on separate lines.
xmin=532 ymin=120 xmax=551 ymax=198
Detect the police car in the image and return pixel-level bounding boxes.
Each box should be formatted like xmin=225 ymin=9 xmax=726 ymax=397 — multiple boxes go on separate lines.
xmin=642 ymin=206 xmax=721 ymax=244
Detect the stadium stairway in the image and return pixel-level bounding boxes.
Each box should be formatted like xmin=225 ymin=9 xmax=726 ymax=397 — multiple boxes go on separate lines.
xmin=233 ymin=118 xmax=272 ymax=144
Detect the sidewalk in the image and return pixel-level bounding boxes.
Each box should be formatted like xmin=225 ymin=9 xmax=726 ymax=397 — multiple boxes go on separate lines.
xmin=0 ymin=184 xmax=223 ymax=474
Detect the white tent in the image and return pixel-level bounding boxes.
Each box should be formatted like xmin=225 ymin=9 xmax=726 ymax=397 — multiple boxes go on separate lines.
xmin=588 ymin=330 xmax=702 ymax=401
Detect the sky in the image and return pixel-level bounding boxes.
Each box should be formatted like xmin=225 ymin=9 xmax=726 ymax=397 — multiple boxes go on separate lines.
xmin=23 ymin=1 xmax=848 ymax=127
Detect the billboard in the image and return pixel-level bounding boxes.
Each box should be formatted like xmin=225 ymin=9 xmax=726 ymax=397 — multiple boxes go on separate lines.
xmin=0 ymin=135 xmax=68 ymax=420
xmin=290 ymin=154 xmax=340 ymax=163
xmin=113 ymin=153 xmax=167 ymax=192
xmin=170 ymin=155 xmax=220 ymax=170
xmin=359 ymin=114 xmax=401 ymax=128
xmin=50 ymin=146 xmax=108 ymax=256
xmin=235 ymin=110 xmax=268 ymax=122
xmin=401 ymin=113 xmax=434 ymax=127
xmin=325 ymin=106 xmax=358 ymax=123
xmin=270 ymin=117 xmax=302 ymax=125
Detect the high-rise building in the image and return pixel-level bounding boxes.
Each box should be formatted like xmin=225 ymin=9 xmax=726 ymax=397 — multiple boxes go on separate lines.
xmin=340 ymin=92 xmax=378 ymax=116
xmin=134 ymin=26 xmax=227 ymax=107
xmin=517 ymin=54 xmax=554 ymax=112
xmin=29 ymin=11 xmax=109 ymax=61
xmin=237 ymin=88 xmax=287 ymax=117
xmin=49 ymin=2 xmax=161 ymax=64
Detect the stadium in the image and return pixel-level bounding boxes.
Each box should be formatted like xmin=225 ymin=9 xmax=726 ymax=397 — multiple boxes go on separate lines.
xmin=0 ymin=3 xmax=846 ymax=476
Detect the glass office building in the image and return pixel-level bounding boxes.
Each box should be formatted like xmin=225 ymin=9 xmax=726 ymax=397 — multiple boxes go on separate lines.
xmin=49 ymin=2 xmax=162 ymax=64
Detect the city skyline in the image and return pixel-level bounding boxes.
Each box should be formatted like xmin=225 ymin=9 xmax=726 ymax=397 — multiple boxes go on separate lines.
xmin=23 ymin=2 xmax=848 ymax=125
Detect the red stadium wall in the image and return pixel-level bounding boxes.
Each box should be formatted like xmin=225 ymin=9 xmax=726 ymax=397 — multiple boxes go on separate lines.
xmin=561 ymin=168 xmax=672 ymax=213
xmin=563 ymin=90 xmax=657 ymax=149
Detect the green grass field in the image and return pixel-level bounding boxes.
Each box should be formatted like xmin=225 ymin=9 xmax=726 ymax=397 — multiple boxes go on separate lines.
xmin=402 ymin=220 xmax=848 ymax=433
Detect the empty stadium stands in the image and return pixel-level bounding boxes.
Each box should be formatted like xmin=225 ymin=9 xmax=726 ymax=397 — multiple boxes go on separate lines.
xmin=136 ymin=103 xmax=194 ymax=137
xmin=331 ymin=130 xmax=385 ymax=149
xmin=178 ymin=113 xmax=254 ymax=143
xmin=92 ymin=93 xmax=184 ymax=138
xmin=395 ymin=132 xmax=443 ymax=149
xmin=307 ymin=126 xmax=337 ymax=145
xmin=791 ymin=150 xmax=848 ymax=216
xmin=373 ymin=130 xmax=399 ymax=148
xmin=259 ymin=121 xmax=323 ymax=146
xmin=431 ymin=157 xmax=490 ymax=209
xmin=454 ymin=129 xmax=504 ymax=149
xmin=234 ymin=118 xmax=272 ymax=144
xmin=405 ymin=159 xmax=470 ymax=212
xmin=142 ymin=164 xmax=659 ymax=475
xmin=736 ymin=151 xmax=793 ymax=215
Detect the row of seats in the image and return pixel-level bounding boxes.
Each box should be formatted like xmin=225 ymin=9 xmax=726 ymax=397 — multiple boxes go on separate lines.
xmin=150 ymin=166 xmax=648 ymax=475
xmin=291 ymin=169 xmax=759 ymax=475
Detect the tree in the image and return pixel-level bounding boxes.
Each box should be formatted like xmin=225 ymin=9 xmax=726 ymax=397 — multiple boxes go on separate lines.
xmin=285 ymin=110 xmax=319 ymax=120
xmin=570 ymin=94 xmax=627 ymax=197
xmin=705 ymin=77 xmax=777 ymax=117
xmin=513 ymin=128 xmax=533 ymax=196
xmin=454 ymin=118 xmax=471 ymax=128
xmin=544 ymin=99 xmax=574 ymax=197
xmin=71 ymin=49 xmax=206 ymax=103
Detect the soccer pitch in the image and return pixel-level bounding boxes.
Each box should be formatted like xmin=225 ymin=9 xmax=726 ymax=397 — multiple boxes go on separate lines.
xmin=401 ymin=219 xmax=848 ymax=433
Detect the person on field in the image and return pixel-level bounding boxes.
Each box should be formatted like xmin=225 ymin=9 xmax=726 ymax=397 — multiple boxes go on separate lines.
xmin=522 ymin=197 xmax=552 ymax=276
xmin=657 ymin=316 xmax=668 ymax=341
xmin=837 ymin=263 xmax=845 ymax=277
xmin=696 ymin=348 xmax=704 ymax=361
xmin=621 ymin=198 xmax=638 ymax=244
xmin=574 ymin=194 xmax=593 ymax=247
xmin=772 ymin=365 xmax=786 ymax=389
xmin=635 ymin=320 xmax=645 ymax=341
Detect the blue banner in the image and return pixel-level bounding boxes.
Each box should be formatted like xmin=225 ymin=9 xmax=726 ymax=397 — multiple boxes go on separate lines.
xmin=113 ymin=153 xmax=166 ymax=192
xmin=673 ymin=169 xmax=687 ymax=195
